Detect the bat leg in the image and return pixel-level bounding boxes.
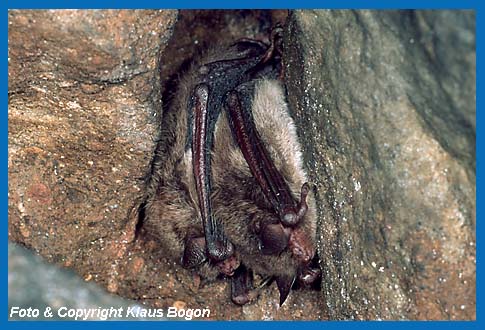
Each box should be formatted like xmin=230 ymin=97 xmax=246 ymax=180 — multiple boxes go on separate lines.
xmin=224 ymin=88 xmax=307 ymax=228
xmin=231 ymin=265 xmax=258 ymax=305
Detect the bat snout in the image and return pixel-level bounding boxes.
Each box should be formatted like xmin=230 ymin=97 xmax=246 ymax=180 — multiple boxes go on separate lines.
xmin=288 ymin=226 xmax=315 ymax=265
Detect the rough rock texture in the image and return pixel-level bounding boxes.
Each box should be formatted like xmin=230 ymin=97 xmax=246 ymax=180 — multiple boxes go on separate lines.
xmin=8 ymin=8 xmax=178 ymax=313
xmin=8 ymin=9 xmax=475 ymax=321
xmin=8 ymin=242 xmax=155 ymax=320
xmin=8 ymin=10 xmax=326 ymax=321
xmin=284 ymin=10 xmax=475 ymax=320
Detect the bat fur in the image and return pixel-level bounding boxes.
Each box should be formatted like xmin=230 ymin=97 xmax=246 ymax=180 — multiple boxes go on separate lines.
xmin=143 ymin=42 xmax=317 ymax=289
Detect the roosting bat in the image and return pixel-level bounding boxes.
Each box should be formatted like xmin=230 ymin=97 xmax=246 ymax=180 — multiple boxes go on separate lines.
xmin=144 ymin=28 xmax=320 ymax=305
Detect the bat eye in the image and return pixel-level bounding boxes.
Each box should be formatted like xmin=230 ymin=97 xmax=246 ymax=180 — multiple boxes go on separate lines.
xmin=259 ymin=222 xmax=289 ymax=255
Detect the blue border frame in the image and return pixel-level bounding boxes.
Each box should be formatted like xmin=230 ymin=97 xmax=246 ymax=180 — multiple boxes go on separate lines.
xmin=3 ymin=1 xmax=481 ymax=329
xmin=1 ymin=0 xmax=480 ymax=9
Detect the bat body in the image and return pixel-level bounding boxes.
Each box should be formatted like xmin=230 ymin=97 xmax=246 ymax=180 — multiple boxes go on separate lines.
xmin=144 ymin=31 xmax=319 ymax=305
xmin=211 ymin=78 xmax=317 ymax=277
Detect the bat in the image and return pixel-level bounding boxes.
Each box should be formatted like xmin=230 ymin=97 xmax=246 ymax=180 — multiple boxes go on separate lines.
xmin=143 ymin=27 xmax=320 ymax=306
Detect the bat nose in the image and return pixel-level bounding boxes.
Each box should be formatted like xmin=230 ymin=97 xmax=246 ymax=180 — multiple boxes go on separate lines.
xmin=288 ymin=227 xmax=314 ymax=264
xmin=291 ymin=245 xmax=311 ymax=264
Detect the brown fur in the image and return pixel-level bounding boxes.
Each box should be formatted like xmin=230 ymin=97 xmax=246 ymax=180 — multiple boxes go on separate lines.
xmin=144 ymin=47 xmax=316 ymax=281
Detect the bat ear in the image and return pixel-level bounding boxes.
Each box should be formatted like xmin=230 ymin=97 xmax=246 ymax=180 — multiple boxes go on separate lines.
xmin=260 ymin=222 xmax=290 ymax=255
xmin=181 ymin=237 xmax=207 ymax=268
xmin=275 ymin=275 xmax=296 ymax=306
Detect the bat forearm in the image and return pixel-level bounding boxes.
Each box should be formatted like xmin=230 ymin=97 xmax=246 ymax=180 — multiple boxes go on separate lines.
xmin=225 ymin=89 xmax=307 ymax=227
xmin=191 ymin=84 xmax=233 ymax=262
xmin=192 ymin=84 xmax=211 ymax=233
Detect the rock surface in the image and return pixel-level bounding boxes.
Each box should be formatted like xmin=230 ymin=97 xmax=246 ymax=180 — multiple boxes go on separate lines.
xmin=284 ymin=10 xmax=475 ymax=320
xmin=8 ymin=9 xmax=177 ymax=263
xmin=8 ymin=9 xmax=475 ymax=321
xmin=7 ymin=8 xmax=182 ymax=318
xmin=9 ymin=242 xmax=155 ymax=320
xmin=8 ymin=10 xmax=326 ymax=321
